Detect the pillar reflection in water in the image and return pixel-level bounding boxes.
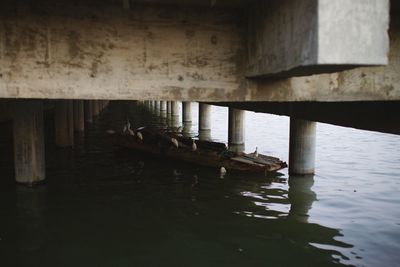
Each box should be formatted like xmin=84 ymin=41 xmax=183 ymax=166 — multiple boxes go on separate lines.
xmin=288 ymin=175 xmax=317 ymax=223
xmin=15 ymin=185 xmax=47 ymax=254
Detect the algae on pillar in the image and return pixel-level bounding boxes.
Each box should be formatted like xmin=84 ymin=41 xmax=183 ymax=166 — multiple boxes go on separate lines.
xmin=289 ymin=118 xmax=317 ymax=175
xmin=13 ymin=100 xmax=46 ymax=185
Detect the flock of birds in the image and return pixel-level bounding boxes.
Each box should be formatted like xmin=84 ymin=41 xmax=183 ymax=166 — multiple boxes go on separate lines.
xmin=119 ymin=119 xmax=259 ymax=177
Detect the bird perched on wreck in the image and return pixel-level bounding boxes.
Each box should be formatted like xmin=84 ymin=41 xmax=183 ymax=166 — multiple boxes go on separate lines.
xmin=220 ymin=166 xmax=227 ymax=178
xmin=171 ymin=138 xmax=179 ymax=148
xmin=123 ymin=119 xmax=132 ymax=134
xmin=192 ymin=140 xmax=197 ymax=151
xmin=127 ymin=128 xmax=135 ymax=136
xmin=137 ymin=131 xmax=143 ymax=141
xmin=253 ymin=147 xmax=259 ymax=159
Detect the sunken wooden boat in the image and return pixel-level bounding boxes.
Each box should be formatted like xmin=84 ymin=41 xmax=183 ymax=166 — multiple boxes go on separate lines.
xmin=112 ymin=127 xmax=287 ymax=173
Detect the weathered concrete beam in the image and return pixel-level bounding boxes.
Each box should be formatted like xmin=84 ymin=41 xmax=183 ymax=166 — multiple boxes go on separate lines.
xmin=216 ymin=101 xmax=400 ymax=136
xmin=0 ymin=0 xmax=397 ymax=102
xmin=246 ymin=0 xmax=389 ymax=78
xmin=0 ymin=1 xmax=244 ymax=101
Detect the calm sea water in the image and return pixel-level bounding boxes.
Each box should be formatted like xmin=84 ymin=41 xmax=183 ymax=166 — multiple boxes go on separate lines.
xmin=0 ymin=101 xmax=399 ymax=267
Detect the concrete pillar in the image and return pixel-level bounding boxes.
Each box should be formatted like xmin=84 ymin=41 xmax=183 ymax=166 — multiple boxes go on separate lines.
xmin=289 ymin=118 xmax=317 ymax=175
xmin=167 ymin=101 xmax=172 ymax=115
xmin=13 ymin=101 xmax=46 ymax=185
xmin=84 ymin=100 xmax=93 ymax=123
xmin=155 ymin=101 xmax=160 ymax=116
xmin=182 ymin=102 xmax=192 ymax=123
xmin=228 ymin=108 xmax=245 ymax=145
xmin=150 ymin=100 xmax=154 ymax=112
xmin=171 ymin=101 xmax=180 ymax=128
xmin=160 ymin=101 xmax=167 ymax=119
xmin=171 ymin=101 xmax=179 ymax=117
xmin=92 ymin=100 xmax=100 ymax=117
xmin=73 ymin=100 xmax=85 ymax=132
xmin=199 ymin=103 xmax=211 ymax=131
xmin=160 ymin=101 xmax=167 ymax=112
xmin=99 ymin=100 xmax=104 ymax=112
xmin=55 ymin=100 xmax=74 ymax=147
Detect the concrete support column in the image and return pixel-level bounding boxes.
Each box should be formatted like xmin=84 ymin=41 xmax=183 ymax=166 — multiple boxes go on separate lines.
xmin=155 ymin=101 xmax=160 ymax=116
xmin=73 ymin=100 xmax=85 ymax=132
xmin=92 ymin=100 xmax=100 ymax=117
xmin=182 ymin=102 xmax=192 ymax=123
xmin=199 ymin=103 xmax=211 ymax=140
xmin=167 ymin=101 xmax=172 ymax=116
xmin=171 ymin=101 xmax=180 ymax=127
xmin=228 ymin=108 xmax=245 ymax=145
xmin=160 ymin=101 xmax=167 ymax=119
xmin=84 ymin=100 xmax=93 ymax=123
xmin=199 ymin=103 xmax=211 ymax=131
xmin=55 ymin=100 xmax=74 ymax=147
xmin=171 ymin=101 xmax=179 ymax=117
xmin=160 ymin=101 xmax=167 ymax=112
xmin=150 ymin=100 xmax=154 ymax=112
xmin=13 ymin=101 xmax=46 ymax=185
xmin=289 ymin=118 xmax=317 ymax=175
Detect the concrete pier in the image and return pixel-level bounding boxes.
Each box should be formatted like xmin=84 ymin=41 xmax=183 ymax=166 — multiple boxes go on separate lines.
xmin=182 ymin=102 xmax=192 ymax=123
xmin=167 ymin=101 xmax=172 ymax=116
xmin=84 ymin=100 xmax=93 ymax=123
xmin=155 ymin=101 xmax=160 ymax=116
xmin=55 ymin=100 xmax=74 ymax=147
xmin=289 ymin=118 xmax=317 ymax=175
xmin=160 ymin=101 xmax=167 ymax=112
xmin=13 ymin=101 xmax=46 ymax=185
xmin=73 ymin=100 xmax=85 ymax=132
xmin=199 ymin=103 xmax=211 ymax=131
xmin=92 ymin=100 xmax=100 ymax=117
xmin=171 ymin=101 xmax=179 ymax=117
xmin=228 ymin=108 xmax=245 ymax=145
xmin=160 ymin=101 xmax=167 ymax=119
xmin=199 ymin=103 xmax=211 ymax=140
xmin=171 ymin=101 xmax=180 ymax=128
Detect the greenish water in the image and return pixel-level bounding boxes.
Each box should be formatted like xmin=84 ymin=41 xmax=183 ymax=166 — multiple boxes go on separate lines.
xmin=0 ymin=101 xmax=399 ymax=267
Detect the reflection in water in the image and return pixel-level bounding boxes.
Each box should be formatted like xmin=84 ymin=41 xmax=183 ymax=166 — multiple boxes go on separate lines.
xmin=15 ymin=185 xmax=46 ymax=252
xmin=288 ymin=175 xmax=316 ymax=223
xmin=234 ymin=174 xmax=353 ymax=265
